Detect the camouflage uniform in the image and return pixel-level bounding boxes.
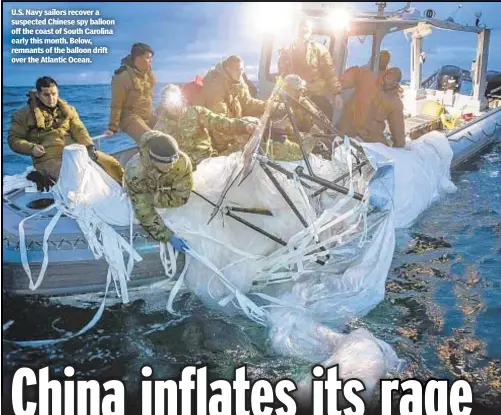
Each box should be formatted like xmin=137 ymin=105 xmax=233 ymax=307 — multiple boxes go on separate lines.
xmin=123 ymin=133 xmax=193 ymax=243
xmin=216 ymin=120 xmax=318 ymax=163
xmin=262 ymin=135 xmax=318 ymax=162
xmin=199 ymin=60 xmax=267 ymax=152
xmin=154 ymin=105 xmax=251 ymax=165
xmin=270 ymin=90 xmax=329 ymax=158
xmin=8 ymin=91 xmax=124 ymax=183
xmin=108 ymin=55 xmax=157 ymax=143
xmin=278 ymin=95 xmax=329 ymax=138
xmin=278 ymin=40 xmax=342 ymax=98
xmin=278 ymin=39 xmax=343 ymax=119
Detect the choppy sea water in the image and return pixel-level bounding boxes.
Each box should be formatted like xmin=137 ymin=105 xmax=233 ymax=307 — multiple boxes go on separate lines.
xmin=2 ymin=85 xmax=501 ymax=412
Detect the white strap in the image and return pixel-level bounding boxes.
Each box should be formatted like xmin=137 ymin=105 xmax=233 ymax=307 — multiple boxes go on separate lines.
xmin=5 ymin=269 xmax=112 ymax=348
xmin=166 ymin=254 xmax=191 ymax=315
xmin=292 ymin=170 xmax=318 ymax=241
xmin=159 ymin=241 xmax=178 ymax=279
xmin=252 ymin=292 xmax=308 ymax=312
xmin=126 ymin=197 xmax=135 ymax=280
xmin=18 ymin=202 xmax=60 ymax=291
xmin=344 ymin=136 xmax=355 ymax=198
xmin=185 ymin=247 xmax=267 ymax=325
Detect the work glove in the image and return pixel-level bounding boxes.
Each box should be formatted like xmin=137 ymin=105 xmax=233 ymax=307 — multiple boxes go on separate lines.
xmin=26 ymin=170 xmax=56 ymax=192
xmin=170 ymin=235 xmax=189 ymax=253
xmin=86 ymin=144 xmax=98 ymax=162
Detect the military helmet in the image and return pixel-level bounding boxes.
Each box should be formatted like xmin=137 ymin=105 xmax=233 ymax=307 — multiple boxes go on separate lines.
xmin=284 ymin=74 xmax=306 ymax=91
xmin=143 ymin=131 xmax=180 ymax=164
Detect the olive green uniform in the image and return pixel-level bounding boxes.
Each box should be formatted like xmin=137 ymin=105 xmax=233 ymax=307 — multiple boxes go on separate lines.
xmin=278 ymin=40 xmax=342 ymax=98
xmin=8 ymin=91 xmax=124 ymax=183
xmin=199 ymin=61 xmax=267 ymax=152
xmin=108 ymin=56 xmax=157 ymax=143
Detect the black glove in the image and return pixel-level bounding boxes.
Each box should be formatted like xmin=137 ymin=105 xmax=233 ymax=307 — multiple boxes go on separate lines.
xmin=26 ymin=171 xmax=56 ymax=192
xmin=86 ymin=144 xmax=98 ymax=162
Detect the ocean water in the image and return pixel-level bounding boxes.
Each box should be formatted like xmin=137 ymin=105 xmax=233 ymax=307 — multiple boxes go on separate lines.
xmin=2 ymin=85 xmax=501 ymax=411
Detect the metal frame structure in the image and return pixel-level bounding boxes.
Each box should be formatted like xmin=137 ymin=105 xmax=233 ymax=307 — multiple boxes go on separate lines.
xmin=194 ymin=86 xmax=373 ymax=266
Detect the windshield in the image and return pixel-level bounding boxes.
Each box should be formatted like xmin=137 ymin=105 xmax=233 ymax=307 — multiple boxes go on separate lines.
xmin=379 ymin=31 xmax=410 ymax=82
xmin=344 ymin=34 xmax=374 ymax=70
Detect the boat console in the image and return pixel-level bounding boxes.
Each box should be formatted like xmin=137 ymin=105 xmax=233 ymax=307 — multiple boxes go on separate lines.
xmin=256 ymin=1 xmax=498 ymax=150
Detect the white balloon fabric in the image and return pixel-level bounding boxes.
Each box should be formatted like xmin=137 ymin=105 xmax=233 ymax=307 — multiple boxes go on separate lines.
xmin=361 ymin=131 xmax=457 ymax=229
xmin=10 ymin=131 xmax=455 ymax=399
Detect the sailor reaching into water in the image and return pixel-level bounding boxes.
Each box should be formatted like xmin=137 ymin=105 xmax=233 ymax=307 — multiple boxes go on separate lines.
xmin=104 ymin=43 xmax=157 ymax=143
xmin=7 ymin=76 xmax=124 ymax=189
xmin=123 ymin=130 xmax=192 ymax=253
xmin=154 ymin=84 xmax=256 ymax=166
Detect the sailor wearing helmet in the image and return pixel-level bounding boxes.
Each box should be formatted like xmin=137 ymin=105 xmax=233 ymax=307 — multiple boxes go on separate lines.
xmin=123 ymin=130 xmax=192 ymax=252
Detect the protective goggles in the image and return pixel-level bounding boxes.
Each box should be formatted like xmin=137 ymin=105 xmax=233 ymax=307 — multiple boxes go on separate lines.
xmin=149 ymin=150 xmax=179 ymax=164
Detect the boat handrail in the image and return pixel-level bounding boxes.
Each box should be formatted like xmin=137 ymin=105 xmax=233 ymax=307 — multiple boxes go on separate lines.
xmin=445 ymin=106 xmax=501 ymax=138
xmin=421 ymin=69 xmax=439 ymax=89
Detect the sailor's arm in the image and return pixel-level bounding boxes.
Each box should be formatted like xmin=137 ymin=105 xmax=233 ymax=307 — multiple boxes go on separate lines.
xmin=340 ymin=65 xmax=362 ymax=89
xmin=240 ymin=85 xmax=267 ymax=117
xmin=196 ymin=106 xmax=249 ymax=136
xmin=129 ymin=190 xmax=175 ymax=242
xmin=318 ymin=45 xmax=342 ymax=95
xmin=387 ymin=100 xmax=406 ymax=148
xmin=7 ymin=111 xmax=35 ymax=155
xmin=281 ymin=98 xmax=319 ymax=138
xmin=68 ymin=107 xmax=94 ymax=146
xmin=277 ymin=47 xmax=293 ymax=76
xmin=299 ymin=96 xmax=330 ymax=131
xmin=108 ymin=75 xmax=127 ymax=132
xmin=201 ymin=80 xmax=228 ymax=115
xmin=155 ymin=154 xmax=194 ymax=208
xmin=125 ymin=173 xmax=175 ymax=242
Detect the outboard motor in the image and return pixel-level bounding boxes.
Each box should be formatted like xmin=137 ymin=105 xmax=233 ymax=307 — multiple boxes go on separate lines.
xmin=485 ymin=71 xmax=501 ymax=97
xmin=437 ymin=65 xmax=463 ymax=93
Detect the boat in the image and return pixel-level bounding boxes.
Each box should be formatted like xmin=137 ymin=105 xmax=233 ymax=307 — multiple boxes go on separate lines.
xmin=256 ymin=2 xmax=501 ymax=170
xmin=2 ymin=145 xmax=183 ymax=297
xmin=3 ymin=1 xmax=501 ymax=300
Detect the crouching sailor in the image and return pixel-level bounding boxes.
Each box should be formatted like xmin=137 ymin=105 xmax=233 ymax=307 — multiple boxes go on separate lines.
xmin=123 ymin=130 xmax=192 ymax=252
xmin=7 ymin=76 xmax=124 ymax=190
xmin=154 ymin=84 xmax=256 ymax=166
xmin=338 ymin=67 xmax=406 ymax=148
